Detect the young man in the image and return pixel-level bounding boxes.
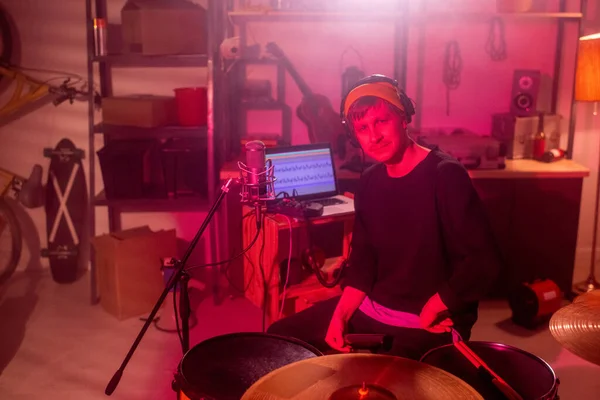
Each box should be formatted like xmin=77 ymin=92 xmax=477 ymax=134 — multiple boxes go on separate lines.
xmin=266 ymin=75 xmax=502 ymax=360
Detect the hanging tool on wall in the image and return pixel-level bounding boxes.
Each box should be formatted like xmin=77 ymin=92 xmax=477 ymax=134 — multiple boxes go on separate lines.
xmin=485 ymin=17 xmax=507 ymax=61
xmin=342 ymin=66 xmax=365 ymax=99
xmin=443 ymin=40 xmax=462 ymax=117
xmin=340 ymin=46 xmax=366 ymax=98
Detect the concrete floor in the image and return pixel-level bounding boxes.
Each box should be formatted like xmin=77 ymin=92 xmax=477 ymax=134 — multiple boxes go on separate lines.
xmin=1 ymin=270 xmax=599 ymax=400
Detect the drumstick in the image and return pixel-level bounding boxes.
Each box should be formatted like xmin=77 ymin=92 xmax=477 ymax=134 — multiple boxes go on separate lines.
xmin=450 ymin=330 xmax=524 ymax=400
xmin=455 ymin=341 xmax=523 ymax=400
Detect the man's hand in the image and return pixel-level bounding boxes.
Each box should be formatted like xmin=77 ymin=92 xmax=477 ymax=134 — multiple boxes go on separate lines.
xmin=420 ymin=292 xmax=453 ymax=333
xmin=325 ymin=286 xmax=366 ymax=352
xmin=325 ymin=315 xmax=350 ymax=352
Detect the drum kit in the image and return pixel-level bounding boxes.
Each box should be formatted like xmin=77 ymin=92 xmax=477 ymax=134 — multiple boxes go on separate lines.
xmin=549 ymin=289 xmax=600 ymax=367
xmin=171 ymin=290 xmax=600 ymax=400
xmin=174 ymin=333 xmax=486 ymax=400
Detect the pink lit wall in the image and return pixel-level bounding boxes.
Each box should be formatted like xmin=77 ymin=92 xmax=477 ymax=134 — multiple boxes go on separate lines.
xmin=245 ymin=0 xmax=577 ymax=140
xmin=1 ymin=0 xmax=600 ymax=286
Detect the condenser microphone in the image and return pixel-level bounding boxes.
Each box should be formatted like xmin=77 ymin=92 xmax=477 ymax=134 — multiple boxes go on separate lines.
xmin=245 ymin=140 xmax=267 ymax=195
xmin=238 ymin=140 xmax=276 ymax=228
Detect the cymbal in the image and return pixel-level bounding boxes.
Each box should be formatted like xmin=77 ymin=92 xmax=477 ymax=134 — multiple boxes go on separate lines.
xmin=241 ymin=353 xmax=483 ymax=400
xmin=574 ymin=289 xmax=600 ymax=304
xmin=550 ymin=300 xmax=600 ymax=366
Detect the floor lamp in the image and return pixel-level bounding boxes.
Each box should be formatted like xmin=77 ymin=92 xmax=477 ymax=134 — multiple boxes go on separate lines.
xmin=574 ymin=33 xmax=600 ymax=294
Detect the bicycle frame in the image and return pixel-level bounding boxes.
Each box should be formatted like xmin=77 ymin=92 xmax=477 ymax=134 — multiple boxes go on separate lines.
xmin=0 ymin=65 xmax=52 ymax=118
xmin=0 ymin=167 xmax=23 ymax=200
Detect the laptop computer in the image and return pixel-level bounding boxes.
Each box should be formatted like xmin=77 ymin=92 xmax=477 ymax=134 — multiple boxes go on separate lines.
xmin=265 ymin=143 xmax=355 ymax=217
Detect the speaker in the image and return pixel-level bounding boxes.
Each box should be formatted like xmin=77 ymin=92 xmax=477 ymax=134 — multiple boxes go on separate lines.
xmin=510 ymin=69 xmax=541 ymax=117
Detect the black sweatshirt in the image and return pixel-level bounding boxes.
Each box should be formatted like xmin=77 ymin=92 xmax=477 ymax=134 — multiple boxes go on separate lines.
xmin=342 ymin=148 xmax=502 ymax=332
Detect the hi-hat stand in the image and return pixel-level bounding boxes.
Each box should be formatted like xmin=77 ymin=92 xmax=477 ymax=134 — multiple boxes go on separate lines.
xmin=105 ymin=178 xmax=235 ymax=396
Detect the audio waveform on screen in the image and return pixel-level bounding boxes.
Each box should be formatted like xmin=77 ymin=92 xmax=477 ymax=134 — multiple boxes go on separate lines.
xmin=272 ymin=154 xmax=337 ymax=196
xmin=275 ymin=161 xmax=333 ymax=174
xmin=276 ymin=172 xmax=335 ymax=186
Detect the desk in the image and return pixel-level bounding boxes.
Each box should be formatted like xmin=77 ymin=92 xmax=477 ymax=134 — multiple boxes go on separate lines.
xmin=241 ymin=208 xmax=353 ymax=326
xmin=219 ymin=158 xmax=590 ymax=298
xmin=468 ymin=160 xmax=589 ymax=297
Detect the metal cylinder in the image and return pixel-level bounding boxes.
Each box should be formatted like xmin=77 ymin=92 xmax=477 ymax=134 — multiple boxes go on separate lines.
xmin=93 ymin=18 xmax=107 ymax=56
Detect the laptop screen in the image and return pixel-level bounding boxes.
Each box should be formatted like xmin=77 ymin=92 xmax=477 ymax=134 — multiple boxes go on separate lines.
xmin=266 ymin=143 xmax=338 ymax=200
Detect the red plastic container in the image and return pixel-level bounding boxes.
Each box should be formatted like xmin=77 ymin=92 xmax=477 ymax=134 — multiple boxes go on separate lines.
xmin=174 ymin=87 xmax=207 ymax=126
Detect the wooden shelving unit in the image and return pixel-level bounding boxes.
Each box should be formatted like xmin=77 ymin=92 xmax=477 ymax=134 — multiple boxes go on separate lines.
xmin=84 ymin=0 xmax=228 ymax=304
xmin=94 ymin=190 xmax=210 ymax=212
xmin=93 ymin=124 xmax=208 ymax=139
xmin=228 ymin=10 xmax=583 ymax=22
xmin=91 ymin=54 xmax=209 ymax=68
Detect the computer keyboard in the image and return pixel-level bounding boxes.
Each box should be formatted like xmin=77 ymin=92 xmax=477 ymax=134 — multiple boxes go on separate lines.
xmin=313 ymin=197 xmax=345 ymax=207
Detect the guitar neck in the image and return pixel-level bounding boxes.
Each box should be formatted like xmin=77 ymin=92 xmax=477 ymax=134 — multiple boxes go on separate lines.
xmin=279 ymin=58 xmax=313 ymax=97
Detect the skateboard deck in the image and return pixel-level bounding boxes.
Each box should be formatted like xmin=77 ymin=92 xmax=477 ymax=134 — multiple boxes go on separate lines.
xmin=42 ymin=138 xmax=86 ymax=283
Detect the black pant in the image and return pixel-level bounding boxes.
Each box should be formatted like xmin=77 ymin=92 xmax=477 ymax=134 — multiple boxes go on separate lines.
xmin=267 ymin=296 xmax=459 ymax=361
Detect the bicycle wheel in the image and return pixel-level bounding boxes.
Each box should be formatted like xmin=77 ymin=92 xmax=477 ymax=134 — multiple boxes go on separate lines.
xmin=0 ymin=198 xmax=21 ymax=287
xmin=0 ymin=6 xmax=13 ymax=65
xmin=0 ymin=5 xmax=14 ymax=86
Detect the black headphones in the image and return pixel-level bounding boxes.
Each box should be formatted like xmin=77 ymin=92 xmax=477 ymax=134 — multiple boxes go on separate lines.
xmin=339 ymin=74 xmax=415 ymax=148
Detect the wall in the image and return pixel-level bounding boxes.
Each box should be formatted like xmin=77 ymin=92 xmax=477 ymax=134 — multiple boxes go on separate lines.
xmin=1 ymin=0 xmax=599 ymax=286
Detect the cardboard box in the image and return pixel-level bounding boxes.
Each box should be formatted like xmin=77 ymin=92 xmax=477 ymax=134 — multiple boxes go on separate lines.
xmin=121 ymin=0 xmax=207 ymax=55
xmin=491 ymin=113 xmax=561 ymax=159
xmin=102 ymin=95 xmax=177 ymax=128
xmin=93 ymin=226 xmax=177 ymax=320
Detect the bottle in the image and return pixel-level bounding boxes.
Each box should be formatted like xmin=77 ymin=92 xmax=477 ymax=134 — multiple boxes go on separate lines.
xmin=540 ymin=149 xmax=566 ymax=163
xmin=532 ymin=113 xmax=546 ymax=160
xmin=94 ymin=18 xmax=107 ymax=56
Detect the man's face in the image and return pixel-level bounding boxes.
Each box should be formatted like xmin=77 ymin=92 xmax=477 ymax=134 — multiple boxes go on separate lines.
xmin=351 ymin=101 xmax=408 ymax=164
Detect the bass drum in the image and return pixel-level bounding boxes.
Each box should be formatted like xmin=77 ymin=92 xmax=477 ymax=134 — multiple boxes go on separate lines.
xmin=420 ymin=341 xmax=559 ymax=400
xmin=177 ymin=332 xmax=322 ymax=400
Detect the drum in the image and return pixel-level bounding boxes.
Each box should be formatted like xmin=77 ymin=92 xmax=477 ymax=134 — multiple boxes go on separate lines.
xmin=420 ymin=341 xmax=559 ymax=400
xmin=176 ymin=332 xmax=322 ymax=400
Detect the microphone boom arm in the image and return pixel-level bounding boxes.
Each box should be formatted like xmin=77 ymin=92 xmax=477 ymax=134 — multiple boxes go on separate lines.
xmin=105 ymin=178 xmax=235 ymax=396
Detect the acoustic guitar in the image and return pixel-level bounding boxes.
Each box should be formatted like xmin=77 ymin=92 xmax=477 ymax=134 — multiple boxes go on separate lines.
xmin=265 ymin=42 xmax=349 ymax=159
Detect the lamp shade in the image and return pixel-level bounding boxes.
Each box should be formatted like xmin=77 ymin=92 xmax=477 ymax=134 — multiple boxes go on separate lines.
xmin=575 ymin=33 xmax=600 ymax=102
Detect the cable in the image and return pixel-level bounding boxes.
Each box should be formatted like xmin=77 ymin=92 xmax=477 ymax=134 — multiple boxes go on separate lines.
xmin=138 ymin=282 xmax=187 ymax=346
xmin=443 ymin=40 xmax=462 ymax=116
xmin=219 ymin=211 xmax=257 ymax=294
xmin=304 ymin=215 xmax=346 ymax=289
xmin=173 ymin=283 xmax=183 ymax=349
xmin=443 ymin=41 xmax=462 ymax=90
xmin=185 ymin=223 xmax=261 ymax=272
xmin=339 ymin=45 xmax=365 ymax=73
xmin=485 ymin=17 xmax=507 ymax=62
xmin=278 ymin=214 xmax=294 ymax=319
xmin=258 ymin=215 xmax=268 ymax=332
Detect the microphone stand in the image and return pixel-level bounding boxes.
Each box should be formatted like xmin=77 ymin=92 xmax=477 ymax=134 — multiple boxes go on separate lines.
xmin=105 ymin=178 xmax=235 ymax=396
